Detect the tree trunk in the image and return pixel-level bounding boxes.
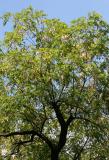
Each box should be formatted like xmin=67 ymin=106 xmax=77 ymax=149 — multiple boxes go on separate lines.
xmin=51 ymin=149 xmax=59 ymax=160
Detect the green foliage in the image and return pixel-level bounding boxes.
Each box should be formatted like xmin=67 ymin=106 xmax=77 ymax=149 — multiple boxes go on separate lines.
xmin=0 ymin=7 xmax=109 ymax=160
xmin=1 ymin=12 xmax=12 ymax=26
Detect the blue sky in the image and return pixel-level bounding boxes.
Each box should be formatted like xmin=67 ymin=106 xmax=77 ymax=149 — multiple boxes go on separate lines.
xmin=0 ymin=0 xmax=109 ymax=23
xmin=0 ymin=0 xmax=109 ymax=38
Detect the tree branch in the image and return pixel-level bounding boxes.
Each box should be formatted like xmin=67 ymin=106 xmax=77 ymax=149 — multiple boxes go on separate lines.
xmin=73 ymin=137 xmax=89 ymax=160
xmin=52 ymin=102 xmax=66 ymax=127
xmin=67 ymin=114 xmax=105 ymax=132
xmin=0 ymin=130 xmax=54 ymax=149
xmin=66 ymin=114 xmax=74 ymax=127
xmin=14 ymin=134 xmax=35 ymax=146
xmin=0 ymin=130 xmax=35 ymax=137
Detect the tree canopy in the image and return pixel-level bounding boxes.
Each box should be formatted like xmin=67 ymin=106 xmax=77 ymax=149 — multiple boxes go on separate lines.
xmin=0 ymin=7 xmax=109 ymax=160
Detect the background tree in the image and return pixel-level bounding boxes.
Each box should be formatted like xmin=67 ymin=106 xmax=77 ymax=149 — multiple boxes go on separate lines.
xmin=0 ymin=7 xmax=109 ymax=160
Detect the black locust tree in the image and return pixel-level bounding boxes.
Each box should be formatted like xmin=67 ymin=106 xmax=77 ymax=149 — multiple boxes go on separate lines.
xmin=0 ymin=7 xmax=109 ymax=160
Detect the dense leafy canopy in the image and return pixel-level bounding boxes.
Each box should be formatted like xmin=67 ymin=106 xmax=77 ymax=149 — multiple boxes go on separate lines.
xmin=0 ymin=7 xmax=109 ymax=160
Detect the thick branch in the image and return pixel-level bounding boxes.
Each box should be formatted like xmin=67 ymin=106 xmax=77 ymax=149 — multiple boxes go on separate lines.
xmin=52 ymin=102 xmax=66 ymax=127
xmin=0 ymin=130 xmax=53 ymax=149
xmin=36 ymin=132 xmax=54 ymax=149
xmin=58 ymin=125 xmax=68 ymax=152
xmin=66 ymin=114 xmax=74 ymax=127
xmin=0 ymin=130 xmax=35 ymax=137
xmin=51 ymin=102 xmax=69 ymax=151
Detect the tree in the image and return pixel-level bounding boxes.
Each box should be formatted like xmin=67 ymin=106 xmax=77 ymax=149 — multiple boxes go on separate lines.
xmin=0 ymin=7 xmax=109 ymax=160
